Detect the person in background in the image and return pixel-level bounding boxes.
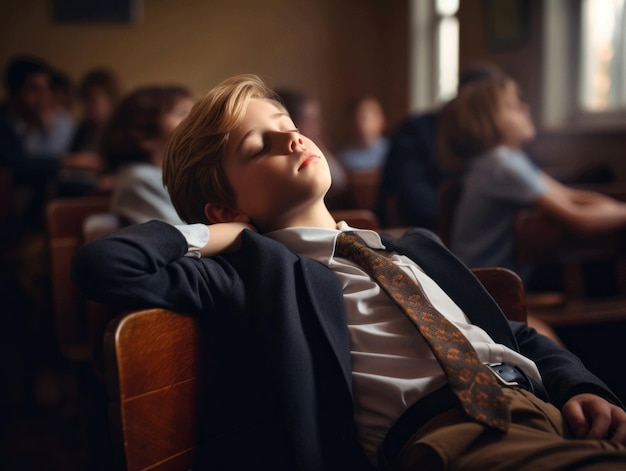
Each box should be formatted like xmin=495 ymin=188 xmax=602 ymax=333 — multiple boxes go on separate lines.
xmin=376 ymin=63 xmax=505 ymax=230
xmin=50 ymin=68 xmax=76 ymax=115
xmin=276 ymin=88 xmax=349 ymax=208
xmin=71 ymin=67 xmax=121 ymax=155
xmin=0 ymin=55 xmax=96 ymax=230
xmin=338 ymin=95 xmax=389 ymax=172
xmin=103 ymin=85 xmax=194 ymax=226
xmin=57 ymin=68 xmax=122 ymax=196
xmin=439 ymin=74 xmax=626 ymax=282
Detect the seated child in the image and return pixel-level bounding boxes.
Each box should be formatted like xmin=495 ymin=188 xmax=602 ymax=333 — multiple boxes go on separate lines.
xmin=102 ymin=85 xmax=194 ymax=225
xmin=72 ymin=74 xmax=626 ymax=471
xmin=275 ymin=88 xmax=349 ymax=208
xmin=439 ymin=74 xmax=626 ymax=282
xmin=338 ymin=95 xmax=389 ymax=172
xmin=58 ymin=67 xmax=122 ymax=196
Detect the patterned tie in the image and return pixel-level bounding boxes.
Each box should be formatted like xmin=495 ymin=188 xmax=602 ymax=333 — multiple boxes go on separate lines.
xmin=335 ymin=231 xmax=510 ymax=432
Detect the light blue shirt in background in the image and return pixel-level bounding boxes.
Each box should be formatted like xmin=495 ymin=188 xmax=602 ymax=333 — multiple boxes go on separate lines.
xmin=450 ymin=146 xmax=546 ymax=280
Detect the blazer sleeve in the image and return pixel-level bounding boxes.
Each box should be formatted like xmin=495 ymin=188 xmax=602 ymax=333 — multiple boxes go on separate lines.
xmin=510 ymin=320 xmax=624 ymax=409
xmin=71 ymin=220 xmax=241 ymax=314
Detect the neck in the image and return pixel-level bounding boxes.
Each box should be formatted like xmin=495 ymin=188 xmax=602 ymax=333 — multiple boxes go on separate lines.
xmin=361 ymin=135 xmax=377 ymax=147
xmin=257 ymin=199 xmax=337 ymax=233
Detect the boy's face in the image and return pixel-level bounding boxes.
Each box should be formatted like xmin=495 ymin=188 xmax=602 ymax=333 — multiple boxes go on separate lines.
xmin=16 ymin=72 xmax=52 ymax=125
xmin=220 ymin=98 xmax=331 ymax=228
xmin=497 ymin=83 xmax=535 ymax=148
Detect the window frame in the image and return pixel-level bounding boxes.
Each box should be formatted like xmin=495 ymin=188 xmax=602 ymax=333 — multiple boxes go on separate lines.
xmin=409 ymin=0 xmax=459 ymax=113
xmin=542 ymin=0 xmax=626 ymax=130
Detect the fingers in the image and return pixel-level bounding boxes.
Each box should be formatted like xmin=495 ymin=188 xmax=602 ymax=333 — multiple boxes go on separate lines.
xmin=562 ymin=398 xmax=590 ymax=438
xmin=585 ymin=402 xmax=612 ymax=440
xmin=563 ymin=394 xmax=626 ymax=443
xmin=608 ymin=408 xmax=626 ymax=445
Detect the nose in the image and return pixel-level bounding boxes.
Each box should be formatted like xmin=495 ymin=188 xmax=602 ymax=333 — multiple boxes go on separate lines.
xmin=286 ymin=131 xmax=305 ymax=153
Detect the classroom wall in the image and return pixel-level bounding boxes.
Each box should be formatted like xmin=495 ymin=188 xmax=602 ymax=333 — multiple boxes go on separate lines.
xmin=0 ymin=0 xmax=409 ymax=149
xmin=3 ymin=0 xmax=624 ymax=180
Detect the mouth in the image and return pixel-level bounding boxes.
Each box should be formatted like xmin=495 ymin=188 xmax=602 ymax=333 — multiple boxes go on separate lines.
xmin=298 ymin=153 xmax=320 ymax=171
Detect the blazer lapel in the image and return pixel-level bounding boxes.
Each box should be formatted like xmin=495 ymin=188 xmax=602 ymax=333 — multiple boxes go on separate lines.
xmin=299 ymin=256 xmax=356 ymax=394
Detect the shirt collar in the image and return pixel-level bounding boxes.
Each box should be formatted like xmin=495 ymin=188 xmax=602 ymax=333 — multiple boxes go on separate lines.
xmin=265 ymin=220 xmax=386 ymax=262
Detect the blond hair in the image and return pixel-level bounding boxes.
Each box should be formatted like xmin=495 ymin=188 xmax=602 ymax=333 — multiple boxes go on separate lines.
xmin=163 ymin=74 xmax=284 ymax=223
xmin=438 ymin=75 xmax=515 ymax=162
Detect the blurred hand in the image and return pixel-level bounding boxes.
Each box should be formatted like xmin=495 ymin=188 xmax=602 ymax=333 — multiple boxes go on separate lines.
xmin=562 ymin=393 xmax=626 ymax=444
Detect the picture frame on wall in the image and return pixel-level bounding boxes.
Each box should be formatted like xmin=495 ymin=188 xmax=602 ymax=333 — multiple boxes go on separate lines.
xmin=484 ymin=0 xmax=529 ymax=50
xmin=52 ymin=0 xmax=142 ymax=24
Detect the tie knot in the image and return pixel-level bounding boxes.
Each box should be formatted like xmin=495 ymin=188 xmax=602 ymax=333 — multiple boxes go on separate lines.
xmin=335 ymin=231 xmax=368 ymax=260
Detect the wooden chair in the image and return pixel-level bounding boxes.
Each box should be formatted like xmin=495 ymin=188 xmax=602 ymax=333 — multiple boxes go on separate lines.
xmin=346 ymin=168 xmax=381 ymax=212
xmin=46 ymin=196 xmax=112 ymax=362
xmin=104 ymin=308 xmax=201 ymax=471
xmin=472 ymin=267 xmax=526 ymax=322
xmin=103 ymin=266 xmax=525 ymax=471
xmin=516 ymin=203 xmax=626 ymax=327
xmin=437 ymin=177 xmax=463 ymax=246
xmin=331 ymin=208 xmax=381 ymax=230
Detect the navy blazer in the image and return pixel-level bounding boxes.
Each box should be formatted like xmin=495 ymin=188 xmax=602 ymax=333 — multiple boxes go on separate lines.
xmin=72 ymin=221 xmax=620 ymax=471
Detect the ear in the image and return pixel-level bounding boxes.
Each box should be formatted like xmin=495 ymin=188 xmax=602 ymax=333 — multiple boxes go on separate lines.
xmin=204 ymin=202 xmax=251 ymax=224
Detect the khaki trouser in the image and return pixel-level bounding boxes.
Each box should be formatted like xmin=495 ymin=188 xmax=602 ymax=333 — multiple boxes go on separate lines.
xmin=381 ymin=388 xmax=626 ymax=471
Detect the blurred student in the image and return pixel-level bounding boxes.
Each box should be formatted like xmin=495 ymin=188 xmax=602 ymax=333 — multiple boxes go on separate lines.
xmin=0 ymin=55 xmax=95 ymax=229
xmin=71 ymin=68 xmax=121 ymax=154
xmin=58 ymin=68 xmax=122 ymax=196
xmin=439 ymin=74 xmax=626 ymax=281
xmin=276 ymin=88 xmax=348 ymax=207
xmin=377 ymin=63 xmax=504 ymax=230
xmin=338 ymin=95 xmax=389 ymax=172
xmin=103 ymin=85 xmax=193 ymax=225
xmin=50 ymin=68 xmax=76 ymax=115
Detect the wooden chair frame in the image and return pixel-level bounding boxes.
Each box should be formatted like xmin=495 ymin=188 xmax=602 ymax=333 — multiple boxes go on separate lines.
xmin=46 ymin=196 xmax=112 ymax=361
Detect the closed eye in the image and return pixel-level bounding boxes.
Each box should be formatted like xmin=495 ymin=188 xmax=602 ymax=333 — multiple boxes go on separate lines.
xmin=252 ymin=143 xmax=267 ymax=158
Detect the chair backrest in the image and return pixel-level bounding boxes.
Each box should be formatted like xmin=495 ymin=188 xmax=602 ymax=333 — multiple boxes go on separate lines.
xmin=346 ymin=168 xmax=381 ymax=211
xmin=331 ymin=208 xmax=381 ymax=230
xmin=437 ymin=177 xmax=463 ymax=246
xmin=515 ymin=183 xmax=626 ymax=326
xmin=105 ymin=308 xmax=201 ymax=471
xmin=46 ymin=196 xmax=111 ymax=361
xmin=104 ymin=267 xmax=525 ymax=470
xmin=472 ymin=267 xmax=526 ymax=323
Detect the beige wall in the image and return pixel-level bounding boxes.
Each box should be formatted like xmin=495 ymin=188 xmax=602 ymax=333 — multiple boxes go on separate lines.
xmin=0 ymin=0 xmax=409 ymax=148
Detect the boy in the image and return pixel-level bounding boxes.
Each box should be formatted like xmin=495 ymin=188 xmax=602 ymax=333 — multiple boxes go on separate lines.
xmin=72 ymin=75 xmax=626 ymax=470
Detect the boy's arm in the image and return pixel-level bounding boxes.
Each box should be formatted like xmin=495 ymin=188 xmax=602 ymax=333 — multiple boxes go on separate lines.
xmin=197 ymin=222 xmax=257 ymax=256
xmin=510 ymin=321 xmax=623 ymax=409
xmin=535 ymin=173 xmax=626 ymax=233
xmin=71 ymin=220 xmax=249 ymax=313
xmin=511 ymin=321 xmax=626 ymax=443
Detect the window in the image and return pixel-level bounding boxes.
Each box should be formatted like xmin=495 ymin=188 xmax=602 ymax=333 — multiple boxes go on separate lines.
xmin=436 ymin=0 xmax=460 ymax=102
xmin=409 ymin=0 xmax=459 ymax=112
xmin=543 ymin=0 xmax=626 ymax=128
xmin=579 ymin=0 xmax=625 ymax=112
